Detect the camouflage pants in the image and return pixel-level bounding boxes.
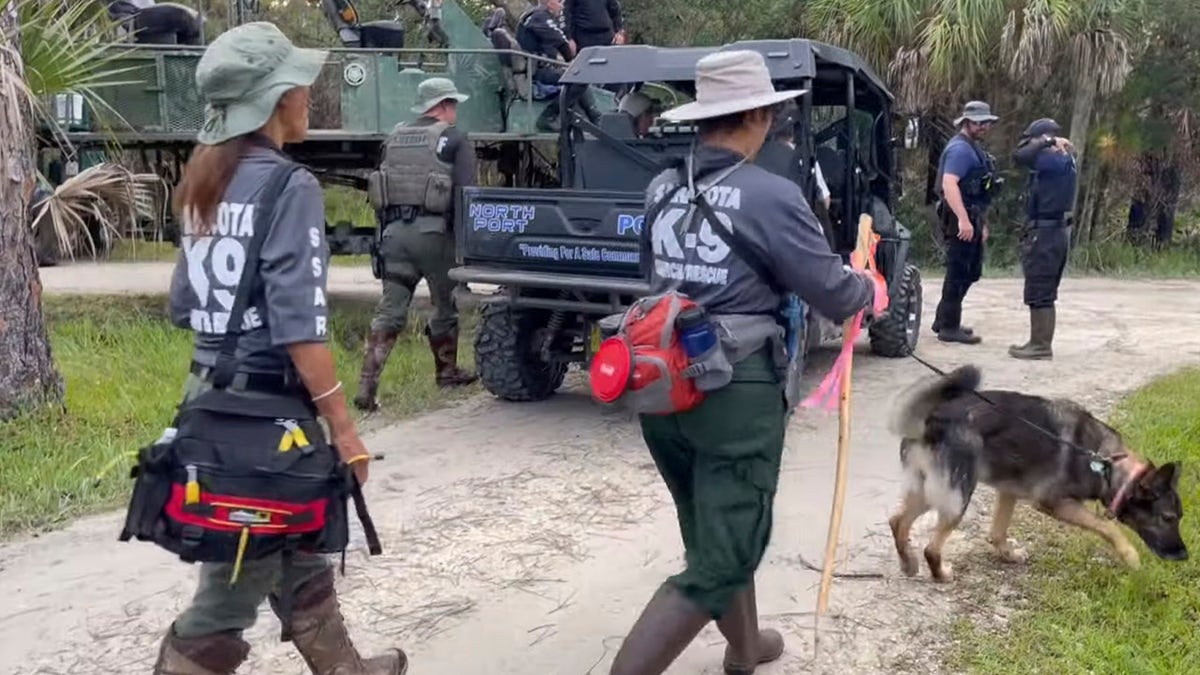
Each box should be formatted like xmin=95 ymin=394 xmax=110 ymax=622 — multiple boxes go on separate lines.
xmin=170 ymin=373 xmax=330 ymax=639
xmin=636 ymin=350 xmax=787 ymax=619
xmin=371 ymin=218 xmax=459 ymax=338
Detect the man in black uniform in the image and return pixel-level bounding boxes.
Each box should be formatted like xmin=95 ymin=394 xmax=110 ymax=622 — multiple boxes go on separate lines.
xmin=1009 ymin=118 xmax=1077 ymax=360
xmin=517 ymin=0 xmax=599 ymax=131
xmin=931 ymin=100 xmax=1002 ymax=345
xmin=564 ymin=0 xmax=625 ymax=50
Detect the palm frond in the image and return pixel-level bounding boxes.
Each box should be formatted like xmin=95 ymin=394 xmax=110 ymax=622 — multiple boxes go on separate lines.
xmin=30 ymin=163 xmax=168 ymax=260
xmin=9 ymin=0 xmax=140 ymax=154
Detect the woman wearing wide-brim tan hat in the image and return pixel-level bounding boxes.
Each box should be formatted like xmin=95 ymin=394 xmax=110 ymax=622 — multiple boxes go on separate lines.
xmin=608 ymin=49 xmax=878 ymax=675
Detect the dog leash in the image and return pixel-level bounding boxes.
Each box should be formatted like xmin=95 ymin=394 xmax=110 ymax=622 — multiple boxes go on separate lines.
xmin=905 ymin=351 xmax=1116 ymax=469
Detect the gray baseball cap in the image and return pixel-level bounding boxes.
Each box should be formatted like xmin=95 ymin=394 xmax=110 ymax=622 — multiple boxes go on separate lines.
xmin=954 ymin=100 xmax=999 ymax=126
xmin=194 ymin=22 xmax=328 ymax=145
xmin=412 ymin=77 xmax=470 ymax=114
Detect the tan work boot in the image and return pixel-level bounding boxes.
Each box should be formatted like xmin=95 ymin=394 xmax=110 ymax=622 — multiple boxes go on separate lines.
xmin=425 ymin=326 xmax=478 ymax=388
xmin=716 ymin=580 xmax=784 ymax=675
xmin=353 ymin=329 xmax=398 ymax=411
xmin=275 ymin=569 xmax=407 ymax=675
xmin=152 ymin=625 xmax=250 ymax=675
xmin=609 ymin=583 xmax=712 ymax=675
xmin=1009 ymin=307 xmax=1055 ymax=360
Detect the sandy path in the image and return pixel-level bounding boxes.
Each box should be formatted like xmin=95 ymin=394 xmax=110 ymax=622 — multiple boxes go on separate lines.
xmin=36 ymin=261 xmax=499 ymax=300
xmin=5 ymin=275 xmax=1199 ymax=674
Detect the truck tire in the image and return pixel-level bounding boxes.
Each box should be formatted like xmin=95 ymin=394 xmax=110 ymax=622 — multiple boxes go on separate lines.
xmin=475 ymin=303 xmax=568 ymax=402
xmin=868 ymin=263 xmax=922 ymax=358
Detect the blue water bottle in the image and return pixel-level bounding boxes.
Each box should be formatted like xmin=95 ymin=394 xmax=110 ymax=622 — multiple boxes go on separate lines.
xmin=676 ymin=307 xmax=717 ymax=359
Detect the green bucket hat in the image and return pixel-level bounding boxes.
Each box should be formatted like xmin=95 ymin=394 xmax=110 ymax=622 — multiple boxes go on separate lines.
xmin=194 ymin=22 xmax=328 ymax=145
xmin=412 ymin=77 xmax=469 ymax=114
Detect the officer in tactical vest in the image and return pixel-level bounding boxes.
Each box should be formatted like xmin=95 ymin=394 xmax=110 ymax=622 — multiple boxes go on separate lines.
xmin=1009 ymin=118 xmax=1077 ymax=360
xmin=354 ymin=78 xmax=478 ymax=411
xmin=931 ymin=100 xmax=1003 ymax=345
xmin=609 ymin=51 xmax=877 ymax=675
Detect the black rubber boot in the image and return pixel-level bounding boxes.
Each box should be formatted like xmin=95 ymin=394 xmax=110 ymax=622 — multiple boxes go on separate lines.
xmin=152 ymin=624 xmax=250 ymax=674
xmin=609 ymin=583 xmax=711 ymax=675
xmin=716 ymin=580 xmax=784 ymax=675
xmin=1009 ymin=306 xmax=1055 ymax=360
xmin=353 ymin=329 xmax=398 ymax=411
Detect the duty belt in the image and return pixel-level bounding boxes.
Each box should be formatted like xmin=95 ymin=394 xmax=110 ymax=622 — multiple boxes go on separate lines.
xmin=189 ymin=361 xmax=305 ymax=396
xmin=382 ymin=205 xmax=432 ymax=224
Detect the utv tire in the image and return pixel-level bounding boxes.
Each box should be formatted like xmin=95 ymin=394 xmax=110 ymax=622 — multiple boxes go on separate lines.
xmin=475 ymin=303 xmax=568 ymax=402
xmin=868 ymin=263 xmax=922 ymax=358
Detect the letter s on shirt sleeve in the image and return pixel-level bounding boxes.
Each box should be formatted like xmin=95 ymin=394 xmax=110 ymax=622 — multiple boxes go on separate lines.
xmin=258 ymin=169 xmax=331 ymax=346
xmin=758 ymin=184 xmax=872 ymax=322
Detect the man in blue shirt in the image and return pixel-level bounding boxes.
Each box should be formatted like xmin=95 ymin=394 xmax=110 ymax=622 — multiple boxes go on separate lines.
xmin=1008 ymin=118 xmax=1077 ymax=360
xmin=931 ymin=100 xmax=1001 ymax=345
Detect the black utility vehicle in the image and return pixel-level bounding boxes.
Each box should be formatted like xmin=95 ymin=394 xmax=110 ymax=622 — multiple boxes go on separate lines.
xmin=450 ymin=39 xmax=923 ymax=402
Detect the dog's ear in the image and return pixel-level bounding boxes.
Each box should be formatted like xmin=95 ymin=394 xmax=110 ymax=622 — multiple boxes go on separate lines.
xmin=1143 ymin=462 xmax=1181 ymax=493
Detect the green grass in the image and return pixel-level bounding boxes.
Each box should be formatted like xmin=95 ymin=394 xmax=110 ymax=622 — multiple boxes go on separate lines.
xmin=0 ymin=295 xmax=479 ymax=538
xmin=949 ymin=368 xmax=1200 ymax=675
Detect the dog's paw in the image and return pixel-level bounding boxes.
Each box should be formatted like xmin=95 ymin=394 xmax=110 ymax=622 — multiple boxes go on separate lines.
xmin=993 ymin=539 xmax=1028 ymax=564
xmin=1120 ymin=548 xmax=1141 ymax=570
xmin=900 ymin=550 xmax=920 ymax=577
xmin=924 ymin=548 xmax=954 ymax=583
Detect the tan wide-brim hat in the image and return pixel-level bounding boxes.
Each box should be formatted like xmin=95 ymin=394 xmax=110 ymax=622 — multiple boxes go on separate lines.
xmin=661 ymin=50 xmax=806 ymax=122
xmin=412 ymin=77 xmax=470 ymax=114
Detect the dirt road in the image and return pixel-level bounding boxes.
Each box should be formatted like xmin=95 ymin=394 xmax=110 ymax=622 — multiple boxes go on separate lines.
xmin=6 ymin=275 xmax=1200 ymax=674
xmin=36 ymin=261 xmax=498 ymax=300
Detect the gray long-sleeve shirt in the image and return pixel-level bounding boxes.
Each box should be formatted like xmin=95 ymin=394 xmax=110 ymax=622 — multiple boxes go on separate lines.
xmin=168 ymin=141 xmax=331 ymax=375
xmin=644 ymin=145 xmax=872 ymax=322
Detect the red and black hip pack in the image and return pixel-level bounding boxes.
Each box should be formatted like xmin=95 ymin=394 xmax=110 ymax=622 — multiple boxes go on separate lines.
xmin=118 ymin=161 xmax=381 ymax=640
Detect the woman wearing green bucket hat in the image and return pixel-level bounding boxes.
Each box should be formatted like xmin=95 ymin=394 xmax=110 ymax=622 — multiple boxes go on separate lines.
xmin=155 ymin=22 xmax=406 ymax=675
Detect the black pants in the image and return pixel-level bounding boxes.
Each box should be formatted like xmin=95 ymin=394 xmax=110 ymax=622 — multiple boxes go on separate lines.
xmin=574 ymin=29 xmax=615 ymax=49
xmin=1021 ymin=219 xmax=1071 ymax=308
xmin=935 ymin=225 xmax=985 ymax=330
xmin=131 ymin=5 xmax=202 ymax=45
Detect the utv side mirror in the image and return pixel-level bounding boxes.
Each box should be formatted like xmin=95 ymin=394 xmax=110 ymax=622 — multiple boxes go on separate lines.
xmin=903 ymin=117 xmax=920 ymax=150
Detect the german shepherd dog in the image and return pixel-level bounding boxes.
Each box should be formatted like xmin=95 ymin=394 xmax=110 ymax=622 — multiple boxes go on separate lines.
xmin=887 ymin=365 xmax=1187 ymax=582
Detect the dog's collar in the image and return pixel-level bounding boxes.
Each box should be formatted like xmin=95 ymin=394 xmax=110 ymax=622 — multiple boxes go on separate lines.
xmin=1106 ymin=456 xmax=1150 ymax=518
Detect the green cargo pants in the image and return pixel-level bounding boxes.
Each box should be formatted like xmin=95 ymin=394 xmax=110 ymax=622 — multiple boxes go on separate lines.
xmin=171 ymin=373 xmax=330 ymax=639
xmin=371 ymin=218 xmax=459 ymax=338
xmin=637 ymin=350 xmax=787 ymax=619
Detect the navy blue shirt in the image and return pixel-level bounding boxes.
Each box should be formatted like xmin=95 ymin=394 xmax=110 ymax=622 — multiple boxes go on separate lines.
xmin=1014 ymin=137 xmax=1077 ymax=219
xmin=938 ymin=134 xmax=993 ymax=210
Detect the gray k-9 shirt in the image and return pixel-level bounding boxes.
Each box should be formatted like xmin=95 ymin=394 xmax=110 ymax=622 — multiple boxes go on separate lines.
xmin=168 ymin=142 xmax=330 ymax=375
xmin=644 ymin=145 xmax=872 ymax=321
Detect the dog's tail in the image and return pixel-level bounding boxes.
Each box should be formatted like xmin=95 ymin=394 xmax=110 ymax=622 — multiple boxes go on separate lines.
xmin=888 ymin=364 xmax=982 ymax=440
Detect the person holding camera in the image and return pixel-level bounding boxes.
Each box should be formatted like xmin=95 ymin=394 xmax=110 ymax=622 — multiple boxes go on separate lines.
xmin=931 ymin=100 xmax=1002 ymax=345
xmin=1009 ymin=118 xmax=1077 ymax=360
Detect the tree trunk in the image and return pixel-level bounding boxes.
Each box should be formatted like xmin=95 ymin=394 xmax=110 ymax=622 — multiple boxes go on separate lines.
xmin=0 ymin=2 xmax=65 ymax=420
xmin=1067 ymin=72 xmax=1097 ymax=215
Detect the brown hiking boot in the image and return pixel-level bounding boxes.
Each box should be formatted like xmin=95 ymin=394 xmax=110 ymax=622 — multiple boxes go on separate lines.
xmin=152 ymin=625 xmax=250 ymax=674
xmin=1009 ymin=306 xmax=1055 ymax=360
xmin=717 ymin=580 xmax=784 ymax=675
xmin=353 ymin=329 xmax=398 ymax=411
xmin=274 ymin=569 xmax=407 ymax=675
xmin=425 ymin=326 xmax=478 ymax=388
xmin=609 ymin=583 xmax=712 ymax=675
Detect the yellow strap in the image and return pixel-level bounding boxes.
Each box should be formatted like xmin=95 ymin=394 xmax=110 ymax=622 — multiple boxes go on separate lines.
xmin=278 ymin=430 xmax=294 ymax=452
xmin=229 ymin=527 xmax=250 ymax=587
xmin=292 ymin=426 xmax=310 ymax=448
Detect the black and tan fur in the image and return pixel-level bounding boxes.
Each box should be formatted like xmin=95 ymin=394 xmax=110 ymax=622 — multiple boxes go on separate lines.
xmin=887 ymin=365 xmax=1187 ymax=582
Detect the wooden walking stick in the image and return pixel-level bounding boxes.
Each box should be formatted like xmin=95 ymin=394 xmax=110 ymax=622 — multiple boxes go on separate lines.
xmin=811 ymin=214 xmax=881 ymax=653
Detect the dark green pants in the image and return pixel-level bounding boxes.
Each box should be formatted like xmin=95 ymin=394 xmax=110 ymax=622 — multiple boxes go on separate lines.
xmin=637 ymin=351 xmax=787 ymax=619
xmin=371 ymin=218 xmax=459 ymax=337
xmin=171 ymin=373 xmax=330 ymax=639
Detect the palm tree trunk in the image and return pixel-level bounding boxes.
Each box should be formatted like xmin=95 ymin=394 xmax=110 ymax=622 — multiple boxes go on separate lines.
xmin=0 ymin=2 xmax=65 ymax=420
xmin=1068 ymin=72 xmax=1097 ymax=214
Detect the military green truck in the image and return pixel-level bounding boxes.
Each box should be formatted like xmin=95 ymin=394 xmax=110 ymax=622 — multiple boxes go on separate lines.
xmin=42 ymin=0 xmax=616 ymax=258
xmin=448 ymin=39 xmax=924 ymax=402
